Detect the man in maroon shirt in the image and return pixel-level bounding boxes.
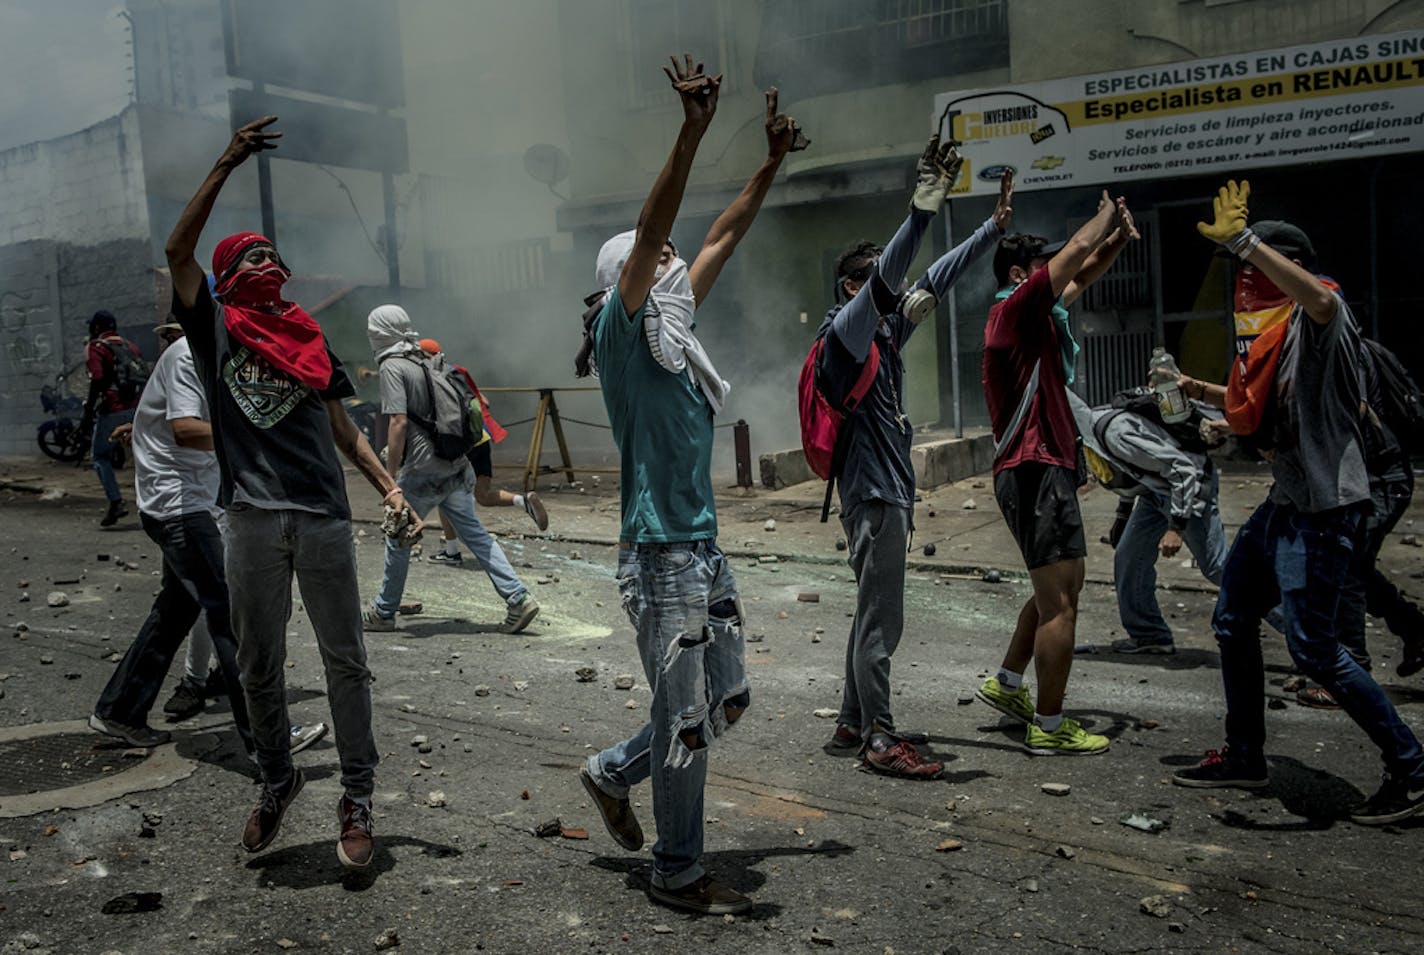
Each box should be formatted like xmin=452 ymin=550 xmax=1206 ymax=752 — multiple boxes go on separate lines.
xmin=974 ymin=191 xmax=1138 ymax=756
xmin=81 ymin=310 xmax=145 ymax=527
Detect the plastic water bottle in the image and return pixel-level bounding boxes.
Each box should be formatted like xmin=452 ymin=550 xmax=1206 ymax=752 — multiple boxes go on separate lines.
xmin=1148 ymin=347 xmax=1190 ymax=423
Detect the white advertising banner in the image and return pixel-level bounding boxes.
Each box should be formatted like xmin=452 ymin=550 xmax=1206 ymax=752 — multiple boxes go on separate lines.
xmin=933 ymin=30 xmax=1424 ymax=196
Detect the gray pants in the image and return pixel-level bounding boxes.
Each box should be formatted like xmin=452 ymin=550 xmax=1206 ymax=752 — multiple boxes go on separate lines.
xmin=226 ymin=505 xmax=378 ymax=799
xmin=838 ymin=500 xmax=910 ymax=738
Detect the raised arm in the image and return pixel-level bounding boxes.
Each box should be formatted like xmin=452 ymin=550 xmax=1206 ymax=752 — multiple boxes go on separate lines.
xmin=618 ymin=54 xmax=720 ymax=317
xmin=1046 ymin=191 xmax=1121 ymax=300
xmin=917 ymin=169 xmax=1014 ymax=298
xmin=1197 ymin=180 xmax=1336 ymax=325
xmin=164 ymin=116 xmax=282 ymax=309
xmin=1063 ymin=199 xmax=1138 ymax=306
xmin=688 ymin=88 xmax=800 ymax=305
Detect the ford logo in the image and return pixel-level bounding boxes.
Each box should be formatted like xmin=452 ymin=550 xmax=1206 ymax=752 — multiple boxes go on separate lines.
xmin=979 ymin=164 xmax=1015 ymax=181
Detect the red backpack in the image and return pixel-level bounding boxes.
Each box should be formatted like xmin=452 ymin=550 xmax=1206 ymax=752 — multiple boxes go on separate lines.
xmin=798 ymin=335 xmax=882 ymax=522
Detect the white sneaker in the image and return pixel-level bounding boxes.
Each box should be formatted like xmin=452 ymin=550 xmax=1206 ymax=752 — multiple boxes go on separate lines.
xmin=290 ymin=722 xmax=328 ymax=755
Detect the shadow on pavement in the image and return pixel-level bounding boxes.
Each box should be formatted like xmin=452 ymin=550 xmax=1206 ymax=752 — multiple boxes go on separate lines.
xmin=392 ymin=619 xmax=506 ymax=638
xmin=1158 ymin=753 xmax=1367 ymax=831
xmin=1073 ymin=645 xmax=1223 ymax=670
xmin=246 ymin=835 xmax=464 ymax=891
xmin=590 ymin=840 xmax=855 ymax=920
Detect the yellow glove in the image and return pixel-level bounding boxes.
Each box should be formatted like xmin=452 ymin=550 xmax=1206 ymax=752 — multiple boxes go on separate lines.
xmin=1196 ymin=179 xmax=1250 ymax=244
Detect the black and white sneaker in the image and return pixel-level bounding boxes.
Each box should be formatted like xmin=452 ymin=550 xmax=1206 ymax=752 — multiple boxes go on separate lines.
xmin=1350 ymin=771 xmax=1424 ymax=826
xmin=428 ymin=549 xmax=463 ymax=565
xmin=1172 ymin=747 xmax=1268 ymax=789
xmin=88 ymin=712 xmax=171 ymax=747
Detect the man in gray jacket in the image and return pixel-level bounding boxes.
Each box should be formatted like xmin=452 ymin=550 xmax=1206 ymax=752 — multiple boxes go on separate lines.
xmin=1069 ymin=390 xmax=1229 ymax=654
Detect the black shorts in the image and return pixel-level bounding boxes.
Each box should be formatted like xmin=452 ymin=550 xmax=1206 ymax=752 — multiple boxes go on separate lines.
xmin=466 ymin=442 xmax=492 ymax=479
xmin=993 ymin=462 xmax=1087 ymax=570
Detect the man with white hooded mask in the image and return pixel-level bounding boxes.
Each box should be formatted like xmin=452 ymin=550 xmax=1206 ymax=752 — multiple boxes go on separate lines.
xmin=575 ymin=57 xmax=805 ymax=916
xmin=364 ymin=304 xmax=538 ymax=634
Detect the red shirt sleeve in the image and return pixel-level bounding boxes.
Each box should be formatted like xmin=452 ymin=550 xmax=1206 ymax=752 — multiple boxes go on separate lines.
xmin=85 ymin=341 xmax=108 ymax=382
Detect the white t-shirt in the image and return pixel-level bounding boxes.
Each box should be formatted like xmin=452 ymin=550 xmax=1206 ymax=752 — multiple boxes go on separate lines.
xmin=132 ymin=336 xmax=220 ymax=520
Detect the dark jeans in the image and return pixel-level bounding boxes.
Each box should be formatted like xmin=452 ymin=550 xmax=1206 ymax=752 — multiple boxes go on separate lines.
xmin=1213 ymin=498 xmax=1424 ymax=778
xmin=1336 ymin=476 xmax=1424 ymax=668
xmin=95 ymin=511 xmax=251 ymax=750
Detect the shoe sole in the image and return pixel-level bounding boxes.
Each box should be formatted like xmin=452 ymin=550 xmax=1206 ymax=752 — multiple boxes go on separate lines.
xmin=646 ymin=885 xmax=752 ymax=916
xmin=243 ymin=771 xmax=305 ymax=853
xmin=162 ymin=701 xmax=204 ymax=720
xmin=1296 ymin=692 xmax=1342 ymax=710
xmin=862 ymin=758 xmax=945 ymax=780
xmin=580 ymin=767 xmax=642 ymax=851
xmin=974 ymin=689 xmax=1032 ymax=725
xmin=1350 ymin=800 xmax=1424 ymax=826
xmin=525 ymin=492 xmax=549 ymax=532
xmin=362 ymin=618 xmax=396 ymax=633
xmin=504 ymin=603 xmax=540 ymax=635
xmin=1113 ymin=643 xmax=1176 ymax=655
xmin=1171 ymin=774 xmax=1269 ymax=789
xmin=1023 ymin=742 xmax=1110 ymax=757
xmin=87 ymin=713 xmax=170 ymax=747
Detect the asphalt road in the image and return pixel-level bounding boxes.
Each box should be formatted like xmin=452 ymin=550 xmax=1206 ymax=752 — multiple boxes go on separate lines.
xmin=1 ymin=458 xmax=1422 ymax=954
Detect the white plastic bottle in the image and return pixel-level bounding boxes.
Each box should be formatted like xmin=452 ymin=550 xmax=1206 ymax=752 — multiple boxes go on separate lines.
xmin=1149 ymin=347 xmax=1191 ymax=423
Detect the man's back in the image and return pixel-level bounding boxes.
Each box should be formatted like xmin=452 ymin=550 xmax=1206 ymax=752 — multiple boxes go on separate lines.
xmin=378 ymin=354 xmax=462 ymax=480
xmin=131 ymin=337 xmax=218 ymax=520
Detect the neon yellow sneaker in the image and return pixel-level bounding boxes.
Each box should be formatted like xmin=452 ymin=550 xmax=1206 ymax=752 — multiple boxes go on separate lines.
xmin=975 ymin=676 xmax=1033 ymax=724
xmin=1024 ymin=717 xmax=1110 ymax=756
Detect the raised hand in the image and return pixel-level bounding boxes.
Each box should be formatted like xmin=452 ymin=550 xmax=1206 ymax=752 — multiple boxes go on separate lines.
xmin=910 ymin=134 xmax=960 ymax=214
xmin=993 ymin=167 xmax=1014 ymax=231
xmin=764 ymin=87 xmax=809 ymax=158
xmin=1197 ymin=179 xmax=1250 ymax=244
xmin=662 ymin=52 xmax=721 ymax=130
xmin=219 ymin=115 xmax=282 ymax=169
xmin=1115 ymin=197 xmax=1141 ymax=241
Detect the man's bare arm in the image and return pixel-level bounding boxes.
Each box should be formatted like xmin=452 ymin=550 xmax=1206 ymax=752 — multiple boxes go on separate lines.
xmin=1063 ymin=201 xmax=1139 ymax=306
xmin=688 ymin=88 xmax=799 ymax=305
xmin=619 ymin=54 xmax=719 ymax=316
xmin=385 ymin=413 xmax=408 ymax=479
xmin=1243 ymin=242 xmax=1337 ymax=324
xmin=164 ymin=116 xmax=282 ymax=308
xmin=1046 ymin=192 xmax=1121 ymax=298
xmin=171 ymin=417 xmax=214 ymax=451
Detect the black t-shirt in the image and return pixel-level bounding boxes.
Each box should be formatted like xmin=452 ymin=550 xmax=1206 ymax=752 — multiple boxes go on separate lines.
xmin=173 ymin=282 xmax=355 ymax=519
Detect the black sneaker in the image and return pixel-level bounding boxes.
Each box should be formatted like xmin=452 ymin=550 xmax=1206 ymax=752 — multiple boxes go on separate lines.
xmin=1399 ymin=638 xmax=1424 ymax=679
xmin=648 ymin=875 xmax=752 ymax=915
xmin=1350 ymin=771 xmax=1424 ymax=826
xmin=162 ymin=683 xmax=205 ymax=721
xmin=427 ymin=550 xmax=463 ymax=565
xmin=99 ymin=500 xmax=128 ymax=527
xmin=524 ymin=492 xmax=549 ymax=531
xmin=88 ymin=712 xmax=171 ymax=747
xmin=1111 ymin=637 xmax=1176 ymax=655
xmin=1172 ymin=747 xmax=1268 ymax=789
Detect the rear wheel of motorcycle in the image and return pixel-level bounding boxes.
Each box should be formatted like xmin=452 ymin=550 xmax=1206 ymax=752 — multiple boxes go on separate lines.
xmin=38 ymin=422 xmax=86 ymax=462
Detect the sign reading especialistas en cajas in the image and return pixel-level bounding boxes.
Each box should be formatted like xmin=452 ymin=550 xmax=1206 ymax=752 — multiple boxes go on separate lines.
xmin=933 ymin=30 xmax=1424 ymax=196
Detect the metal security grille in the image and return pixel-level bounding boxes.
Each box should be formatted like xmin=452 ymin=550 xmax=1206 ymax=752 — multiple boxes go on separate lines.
xmin=623 ymin=0 xmax=735 ymax=109
xmin=0 ymin=733 xmax=137 ymax=797
xmin=880 ymin=0 xmax=1008 ymax=47
xmin=1081 ymin=328 xmax=1155 ymax=407
xmin=1081 ymin=218 xmax=1155 ymax=313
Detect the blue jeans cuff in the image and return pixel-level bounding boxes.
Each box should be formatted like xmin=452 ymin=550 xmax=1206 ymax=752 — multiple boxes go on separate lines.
xmin=650 ymin=861 xmax=705 ymax=891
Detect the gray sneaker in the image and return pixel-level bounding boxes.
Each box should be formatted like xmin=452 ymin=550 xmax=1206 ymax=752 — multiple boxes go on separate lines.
xmin=501 ymin=594 xmax=540 ymax=634
xmin=362 ymin=609 xmax=397 ymax=632
xmin=289 ymin=722 xmax=328 ymax=755
xmin=523 ymin=492 xmax=549 ymax=531
xmin=1111 ymin=637 xmax=1175 ymax=655
xmin=579 ymin=765 xmax=643 ymax=850
xmin=88 ymin=712 xmax=171 ymax=747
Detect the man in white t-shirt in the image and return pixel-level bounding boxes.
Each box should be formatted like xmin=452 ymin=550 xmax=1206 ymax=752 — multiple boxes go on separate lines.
xmin=89 ymin=323 xmax=255 ymax=751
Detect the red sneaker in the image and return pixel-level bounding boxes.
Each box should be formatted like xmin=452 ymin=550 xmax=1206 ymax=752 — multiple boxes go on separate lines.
xmin=827 ymin=723 xmax=861 ymax=750
xmin=337 ymin=796 xmax=374 ymax=870
xmin=862 ymin=733 xmax=944 ymax=780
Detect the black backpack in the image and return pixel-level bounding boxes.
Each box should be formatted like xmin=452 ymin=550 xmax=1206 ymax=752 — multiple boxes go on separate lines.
xmin=97 ymin=338 xmax=151 ymax=403
xmin=1362 ymin=339 xmax=1424 ymax=452
xmin=1109 ymin=387 xmax=1211 ymax=454
xmin=398 ymin=355 xmax=480 ymax=460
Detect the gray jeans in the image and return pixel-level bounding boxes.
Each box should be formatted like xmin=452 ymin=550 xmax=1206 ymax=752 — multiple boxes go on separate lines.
xmin=838 ymin=500 xmax=910 ymax=738
xmin=226 ymin=505 xmax=378 ymax=798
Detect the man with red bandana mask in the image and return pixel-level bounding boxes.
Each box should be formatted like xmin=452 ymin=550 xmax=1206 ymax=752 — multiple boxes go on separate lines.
xmin=164 ymin=116 xmax=422 ymax=868
xmin=1172 ymin=181 xmax=1424 ymax=826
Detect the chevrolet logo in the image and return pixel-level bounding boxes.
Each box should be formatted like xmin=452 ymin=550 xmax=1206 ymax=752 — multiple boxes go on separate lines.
xmin=1032 ymin=156 xmax=1066 ymax=170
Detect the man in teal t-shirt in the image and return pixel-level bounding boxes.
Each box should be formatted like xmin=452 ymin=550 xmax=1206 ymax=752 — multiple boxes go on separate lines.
xmin=576 ymin=59 xmax=804 ymax=917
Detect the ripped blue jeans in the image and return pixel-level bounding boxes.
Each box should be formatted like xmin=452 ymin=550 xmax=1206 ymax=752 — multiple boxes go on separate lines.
xmin=587 ymin=540 xmax=749 ymax=890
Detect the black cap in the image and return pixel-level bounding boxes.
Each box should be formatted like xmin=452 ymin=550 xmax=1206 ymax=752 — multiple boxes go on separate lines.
xmin=88 ymin=310 xmax=117 ymax=334
xmin=993 ymin=234 xmax=1065 ymax=287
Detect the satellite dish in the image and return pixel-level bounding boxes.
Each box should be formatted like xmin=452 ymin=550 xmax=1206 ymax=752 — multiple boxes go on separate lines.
xmin=523 ymin=144 xmax=570 ymax=186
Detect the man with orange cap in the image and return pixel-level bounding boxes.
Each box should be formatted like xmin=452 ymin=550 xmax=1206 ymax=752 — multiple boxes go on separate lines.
xmin=164 ymin=116 xmax=420 ymax=869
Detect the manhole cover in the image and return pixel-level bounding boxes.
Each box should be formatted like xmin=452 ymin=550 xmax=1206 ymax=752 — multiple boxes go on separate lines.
xmin=0 ymin=732 xmax=145 ymax=796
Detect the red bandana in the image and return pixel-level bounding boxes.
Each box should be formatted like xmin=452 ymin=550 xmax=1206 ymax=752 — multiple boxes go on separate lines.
xmin=212 ymin=232 xmax=332 ymax=390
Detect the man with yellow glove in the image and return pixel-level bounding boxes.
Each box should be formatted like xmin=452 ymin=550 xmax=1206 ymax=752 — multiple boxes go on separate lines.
xmin=1172 ymin=180 xmax=1424 ymax=826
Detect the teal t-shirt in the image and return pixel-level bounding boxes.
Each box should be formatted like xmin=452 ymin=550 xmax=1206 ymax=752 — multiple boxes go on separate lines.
xmin=593 ymin=289 xmax=717 ymax=543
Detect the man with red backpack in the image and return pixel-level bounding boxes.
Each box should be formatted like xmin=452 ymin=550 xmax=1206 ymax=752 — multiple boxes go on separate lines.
xmin=1172 ymin=181 xmax=1424 ymax=825
xmin=812 ymin=144 xmax=1011 ymax=779
xmin=81 ymin=310 xmax=147 ymax=527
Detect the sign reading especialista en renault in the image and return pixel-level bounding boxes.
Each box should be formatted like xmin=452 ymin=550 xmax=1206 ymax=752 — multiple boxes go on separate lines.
xmin=934 ymin=29 xmax=1424 ymax=196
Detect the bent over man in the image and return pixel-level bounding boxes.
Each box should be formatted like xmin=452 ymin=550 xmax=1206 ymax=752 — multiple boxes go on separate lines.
xmin=166 ymin=116 xmax=423 ymax=868
xmin=579 ymin=62 xmax=803 ymax=915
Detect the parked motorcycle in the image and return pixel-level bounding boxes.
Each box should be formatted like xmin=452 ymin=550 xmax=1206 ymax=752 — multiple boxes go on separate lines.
xmin=36 ymin=369 xmax=125 ymax=469
xmin=37 ymin=372 xmax=87 ymax=462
